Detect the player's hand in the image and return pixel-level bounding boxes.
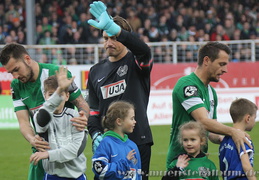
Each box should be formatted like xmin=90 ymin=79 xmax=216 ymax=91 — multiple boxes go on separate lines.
xmin=89 ymin=1 xmax=107 ymax=21
xmin=231 ymin=128 xmax=252 ymax=154
xmin=71 ymin=110 xmax=88 ymax=131
xmin=30 ymin=151 xmax=49 ymax=165
xmin=56 ymin=66 xmax=75 ymax=92
xmin=176 ymin=154 xmax=190 ymax=169
xmin=127 ymin=149 xmax=136 ymax=161
xmin=92 ymin=132 xmax=103 ymax=153
xmin=88 ymin=1 xmax=121 ymax=36
xmin=32 ymin=135 xmax=50 ymax=152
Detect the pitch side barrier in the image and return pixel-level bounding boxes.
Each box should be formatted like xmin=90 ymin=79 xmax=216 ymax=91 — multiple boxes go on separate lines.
xmin=0 ymin=39 xmax=258 ymax=64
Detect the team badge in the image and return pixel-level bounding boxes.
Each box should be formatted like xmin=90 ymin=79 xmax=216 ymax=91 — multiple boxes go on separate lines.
xmin=198 ymin=167 xmax=210 ymax=177
xmin=117 ymin=65 xmax=128 ymax=77
xmin=184 ymin=86 xmax=198 ymax=97
xmin=93 ymin=161 xmax=105 ymax=174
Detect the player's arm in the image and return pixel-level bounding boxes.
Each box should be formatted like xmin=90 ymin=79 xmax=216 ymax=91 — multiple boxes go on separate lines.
xmin=16 ymin=110 xmax=49 ymax=150
xmin=86 ymin=72 xmax=103 ymax=153
xmin=191 ymin=107 xmax=251 ymax=153
xmin=66 ymin=69 xmax=89 ymax=131
xmin=240 ymin=153 xmax=256 ymax=180
xmin=117 ymin=29 xmax=152 ymax=67
xmin=70 ymin=94 xmax=89 ymax=131
xmin=208 ymin=132 xmax=223 ymax=144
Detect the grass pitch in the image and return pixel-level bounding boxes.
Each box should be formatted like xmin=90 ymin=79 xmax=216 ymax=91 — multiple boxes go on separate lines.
xmin=0 ymin=123 xmax=258 ymax=180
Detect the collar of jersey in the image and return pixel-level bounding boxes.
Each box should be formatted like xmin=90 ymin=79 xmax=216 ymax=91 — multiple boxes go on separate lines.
xmin=103 ymin=130 xmax=128 ymax=142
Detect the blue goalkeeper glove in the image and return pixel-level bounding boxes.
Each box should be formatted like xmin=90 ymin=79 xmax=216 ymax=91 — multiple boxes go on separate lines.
xmin=88 ymin=1 xmax=121 ymax=37
xmin=92 ymin=132 xmax=103 ymax=153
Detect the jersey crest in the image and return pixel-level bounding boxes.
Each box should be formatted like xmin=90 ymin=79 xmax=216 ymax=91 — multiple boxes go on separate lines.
xmin=117 ymin=65 xmax=128 ymax=77
xmin=184 ymin=86 xmax=198 ymax=97
xmin=100 ymin=80 xmax=127 ymax=99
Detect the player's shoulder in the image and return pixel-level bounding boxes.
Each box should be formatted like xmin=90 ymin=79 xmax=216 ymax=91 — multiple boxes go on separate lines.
xmin=175 ymin=73 xmax=197 ymax=87
xmin=90 ymin=59 xmax=107 ymax=70
xmin=39 ymin=63 xmax=59 ymax=71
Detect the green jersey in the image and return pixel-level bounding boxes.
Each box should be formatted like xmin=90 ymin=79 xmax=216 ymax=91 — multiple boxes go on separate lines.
xmin=11 ymin=63 xmax=82 ymax=180
xmin=167 ymin=153 xmax=219 ymax=180
xmin=166 ymin=73 xmax=218 ymax=168
xmin=11 ymin=63 xmax=81 ymax=119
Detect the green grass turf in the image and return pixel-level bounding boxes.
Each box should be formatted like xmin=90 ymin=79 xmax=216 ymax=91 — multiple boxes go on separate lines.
xmin=0 ymin=123 xmax=258 ymax=179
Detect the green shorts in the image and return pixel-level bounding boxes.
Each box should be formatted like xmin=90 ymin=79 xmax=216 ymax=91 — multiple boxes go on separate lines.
xmin=28 ymin=148 xmax=45 ymax=180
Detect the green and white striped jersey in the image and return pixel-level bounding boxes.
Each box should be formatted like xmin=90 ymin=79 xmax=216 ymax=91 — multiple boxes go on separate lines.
xmin=11 ymin=63 xmax=81 ymax=123
xmin=166 ymin=72 xmax=218 ymax=169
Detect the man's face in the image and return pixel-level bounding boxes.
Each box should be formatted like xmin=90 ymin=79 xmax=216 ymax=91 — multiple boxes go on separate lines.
xmin=103 ymin=31 xmax=126 ymax=61
xmin=207 ymin=50 xmax=229 ymax=82
xmin=4 ymin=56 xmax=34 ymax=83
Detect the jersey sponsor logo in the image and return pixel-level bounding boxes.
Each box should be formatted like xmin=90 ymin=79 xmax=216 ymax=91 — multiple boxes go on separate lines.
xmin=98 ymin=76 xmax=105 ymax=82
xmin=100 ymin=80 xmax=126 ymax=99
xmin=184 ymin=86 xmax=198 ymax=97
xmin=117 ymin=65 xmax=128 ymax=77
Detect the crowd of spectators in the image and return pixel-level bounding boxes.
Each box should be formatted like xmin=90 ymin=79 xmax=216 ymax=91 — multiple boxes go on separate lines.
xmin=0 ymin=0 xmax=259 ymax=64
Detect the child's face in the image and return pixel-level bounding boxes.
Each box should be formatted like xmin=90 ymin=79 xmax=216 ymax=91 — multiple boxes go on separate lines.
xmin=246 ymin=113 xmax=256 ymax=131
xmin=44 ymin=89 xmax=69 ymax=113
xmin=181 ymin=129 xmax=203 ymax=157
xmin=121 ymin=108 xmax=136 ymax=134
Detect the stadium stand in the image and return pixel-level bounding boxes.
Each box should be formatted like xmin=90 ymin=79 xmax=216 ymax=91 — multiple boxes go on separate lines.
xmin=0 ymin=0 xmax=259 ymax=64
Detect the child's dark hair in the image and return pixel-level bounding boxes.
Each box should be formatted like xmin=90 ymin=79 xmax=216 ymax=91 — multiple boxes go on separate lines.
xmin=178 ymin=121 xmax=207 ymax=148
xmin=44 ymin=75 xmax=68 ymax=93
xmin=230 ymin=98 xmax=258 ymax=123
xmin=102 ymin=101 xmax=134 ymax=131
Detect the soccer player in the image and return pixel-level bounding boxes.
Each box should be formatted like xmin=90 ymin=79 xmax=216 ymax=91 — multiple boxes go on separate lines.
xmin=219 ymin=98 xmax=257 ymax=180
xmin=163 ymin=121 xmax=218 ymax=180
xmin=0 ymin=43 xmax=89 ymax=180
xmin=92 ymin=101 xmax=141 ymax=180
xmin=30 ymin=67 xmax=87 ymax=179
xmin=166 ymin=42 xmax=252 ymax=169
xmin=86 ymin=1 xmax=153 ymax=179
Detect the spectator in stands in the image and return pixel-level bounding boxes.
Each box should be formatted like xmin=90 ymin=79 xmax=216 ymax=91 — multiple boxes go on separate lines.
xmin=224 ymin=12 xmax=236 ymax=38
xmin=51 ymin=49 xmax=67 ymax=65
xmin=39 ymin=30 xmax=56 ymax=45
xmin=210 ymin=24 xmax=230 ymax=41
xmin=41 ymin=16 xmax=52 ymax=33
xmin=17 ymin=30 xmax=26 ymax=44
xmin=0 ymin=3 xmax=5 ymax=26
xmin=126 ymin=8 xmax=142 ymax=32
xmin=0 ymin=26 xmax=5 ymax=44
xmin=158 ymin=15 xmax=170 ymax=37
xmin=2 ymin=0 xmax=259 ymax=45
xmin=241 ymin=21 xmax=253 ymax=40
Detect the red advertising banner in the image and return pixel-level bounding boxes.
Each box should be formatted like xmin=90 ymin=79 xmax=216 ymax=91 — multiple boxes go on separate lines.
xmin=150 ymin=62 xmax=259 ymax=90
xmin=1 ymin=62 xmax=259 ymax=95
xmin=0 ymin=67 xmax=13 ymax=95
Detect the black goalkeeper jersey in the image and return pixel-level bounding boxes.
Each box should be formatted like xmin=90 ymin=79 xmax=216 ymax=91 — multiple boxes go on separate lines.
xmin=86 ymin=29 xmax=153 ymax=145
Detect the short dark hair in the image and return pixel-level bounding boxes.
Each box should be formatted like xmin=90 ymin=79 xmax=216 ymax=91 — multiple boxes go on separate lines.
xmin=44 ymin=75 xmax=68 ymax=93
xmin=230 ymin=98 xmax=257 ymax=123
xmin=0 ymin=43 xmax=29 ymax=65
xmin=197 ymin=42 xmax=231 ymax=66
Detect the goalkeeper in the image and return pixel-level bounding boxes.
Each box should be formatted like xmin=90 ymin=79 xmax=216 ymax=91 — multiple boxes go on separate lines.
xmin=86 ymin=1 xmax=153 ymax=179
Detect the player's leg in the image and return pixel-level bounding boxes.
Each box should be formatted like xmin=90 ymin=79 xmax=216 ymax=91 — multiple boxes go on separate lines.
xmin=138 ymin=143 xmax=152 ymax=180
